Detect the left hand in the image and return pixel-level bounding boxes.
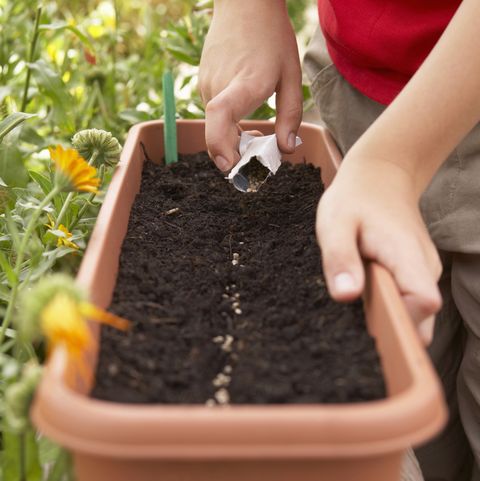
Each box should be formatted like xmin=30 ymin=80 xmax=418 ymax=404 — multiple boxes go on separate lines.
xmin=316 ymin=153 xmax=443 ymax=344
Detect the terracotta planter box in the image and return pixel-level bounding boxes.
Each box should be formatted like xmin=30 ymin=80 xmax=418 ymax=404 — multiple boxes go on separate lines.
xmin=32 ymin=120 xmax=447 ymax=481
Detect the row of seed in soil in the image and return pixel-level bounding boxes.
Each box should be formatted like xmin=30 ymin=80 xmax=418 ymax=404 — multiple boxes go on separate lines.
xmin=91 ymin=153 xmax=385 ymax=404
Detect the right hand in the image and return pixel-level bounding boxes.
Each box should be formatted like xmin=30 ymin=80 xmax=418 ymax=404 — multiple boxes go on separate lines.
xmin=199 ymin=0 xmax=303 ymax=172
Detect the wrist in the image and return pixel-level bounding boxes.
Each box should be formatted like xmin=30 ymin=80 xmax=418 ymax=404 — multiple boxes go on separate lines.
xmin=214 ymin=0 xmax=287 ymax=16
xmin=345 ymin=141 xmax=429 ymax=199
xmin=339 ymin=149 xmax=421 ymax=201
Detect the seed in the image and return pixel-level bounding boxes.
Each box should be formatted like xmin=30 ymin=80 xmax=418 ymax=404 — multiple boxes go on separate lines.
xmin=213 ymin=335 xmax=224 ymax=344
xmin=224 ymin=365 xmax=233 ymax=374
xmin=234 ymin=308 xmax=242 ymax=315
xmin=108 ymin=363 xmax=119 ymax=376
xmin=213 ymin=373 xmax=231 ymax=387
xmin=164 ymin=207 xmax=180 ymax=215
xmin=215 ymin=388 xmax=230 ymax=405
xmin=221 ymin=334 xmax=234 ymax=352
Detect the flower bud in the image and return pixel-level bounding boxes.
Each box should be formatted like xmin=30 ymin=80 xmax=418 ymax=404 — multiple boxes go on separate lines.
xmin=72 ymin=128 xmax=122 ymax=167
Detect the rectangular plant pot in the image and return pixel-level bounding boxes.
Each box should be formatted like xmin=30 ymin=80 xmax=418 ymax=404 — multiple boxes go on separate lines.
xmin=32 ymin=120 xmax=447 ymax=481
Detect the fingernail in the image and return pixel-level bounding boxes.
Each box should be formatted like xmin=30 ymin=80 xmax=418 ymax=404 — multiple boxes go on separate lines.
xmin=215 ymin=156 xmax=231 ymax=172
xmin=287 ymin=132 xmax=296 ymax=150
xmin=333 ymin=272 xmax=356 ymax=294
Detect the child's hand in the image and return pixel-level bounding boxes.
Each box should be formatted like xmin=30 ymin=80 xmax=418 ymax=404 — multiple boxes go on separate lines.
xmin=199 ymin=0 xmax=302 ymax=172
xmin=316 ymin=154 xmax=443 ymax=344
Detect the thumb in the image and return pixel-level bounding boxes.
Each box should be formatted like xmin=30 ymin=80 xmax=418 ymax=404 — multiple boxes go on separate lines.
xmin=316 ymin=205 xmax=365 ymax=302
xmin=206 ymin=80 xmax=269 ymax=172
xmin=275 ymin=68 xmax=303 ymax=154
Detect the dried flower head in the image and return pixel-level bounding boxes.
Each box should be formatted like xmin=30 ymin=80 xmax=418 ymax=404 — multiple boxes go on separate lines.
xmin=49 ymin=145 xmax=100 ymax=193
xmin=72 ymin=128 xmax=122 ymax=167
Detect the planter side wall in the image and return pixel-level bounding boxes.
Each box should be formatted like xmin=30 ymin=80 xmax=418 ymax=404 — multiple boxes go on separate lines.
xmin=75 ymin=453 xmax=403 ymax=481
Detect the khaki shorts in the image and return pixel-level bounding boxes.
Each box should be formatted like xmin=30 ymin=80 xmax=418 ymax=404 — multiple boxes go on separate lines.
xmin=304 ymin=27 xmax=480 ymax=481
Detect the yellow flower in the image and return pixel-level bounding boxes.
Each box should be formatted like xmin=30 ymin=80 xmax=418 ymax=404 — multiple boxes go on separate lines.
xmin=40 ymin=294 xmax=91 ymax=360
xmin=40 ymin=293 xmax=130 ymax=377
xmin=57 ymin=224 xmax=79 ymax=249
xmin=49 ymin=145 xmax=100 ymax=193
xmin=45 ymin=214 xmax=79 ymax=249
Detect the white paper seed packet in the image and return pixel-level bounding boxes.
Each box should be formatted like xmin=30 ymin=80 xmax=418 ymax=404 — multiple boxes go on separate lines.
xmin=227 ymin=132 xmax=302 ymax=192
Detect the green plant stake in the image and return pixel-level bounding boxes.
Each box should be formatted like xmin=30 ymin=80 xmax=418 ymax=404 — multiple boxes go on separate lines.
xmin=163 ymin=71 xmax=178 ymax=165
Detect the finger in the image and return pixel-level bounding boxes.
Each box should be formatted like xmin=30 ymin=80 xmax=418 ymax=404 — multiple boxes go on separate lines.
xmin=275 ymin=67 xmax=303 ymax=154
xmin=206 ymin=80 xmax=269 ymax=172
xmin=316 ymin=201 xmax=365 ymax=302
xmin=420 ymin=236 xmax=443 ymax=281
xmin=417 ymin=315 xmax=435 ymax=346
xmin=198 ymin=71 xmax=211 ymax=105
xmin=372 ymin=236 xmax=442 ymax=323
xmin=242 ymin=130 xmax=264 ymax=137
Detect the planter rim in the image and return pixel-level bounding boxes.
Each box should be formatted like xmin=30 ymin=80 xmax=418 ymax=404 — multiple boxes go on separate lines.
xmin=32 ymin=120 xmax=447 ymax=460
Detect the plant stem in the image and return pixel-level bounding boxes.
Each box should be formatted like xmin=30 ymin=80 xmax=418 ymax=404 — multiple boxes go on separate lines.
xmin=54 ymin=150 xmax=99 ymax=228
xmin=69 ymin=164 xmax=105 ymax=230
xmin=0 ymin=187 xmax=60 ymax=345
xmin=54 ymin=192 xmax=74 ymax=229
xmin=21 ymin=7 xmax=42 ymax=112
xmin=20 ymin=432 xmax=26 ymax=481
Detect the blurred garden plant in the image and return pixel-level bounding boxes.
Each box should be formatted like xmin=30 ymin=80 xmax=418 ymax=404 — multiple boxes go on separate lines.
xmin=0 ymin=0 xmax=313 ymax=478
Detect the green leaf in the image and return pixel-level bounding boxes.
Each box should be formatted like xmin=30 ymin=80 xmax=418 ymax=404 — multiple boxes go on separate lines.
xmin=28 ymin=171 xmax=52 ymax=195
xmin=0 ymin=251 xmax=16 ymax=286
xmin=0 ymin=86 xmax=12 ymax=103
xmin=38 ymin=436 xmax=61 ymax=465
xmin=4 ymin=208 xmax=21 ymax=251
xmin=118 ymin=109 xmax=152 ymax=125
xmin=0 ymin=144 xmax=28 ymax=187
xmin=249 ymin=102 xmax=276 ymax=120
xmin=38 ymin=23 xmax=94 ymax=52
xmin=45 ymin=449 xmax=74 ymax=481
xmin=3 ymin=427 xmax=42 ymax=481
xmin=29 ymin=60 xmax=75 ymax=133
xmin=0 ymin=113 xmax=35 ymax=145
xmin=166 ymin=46 xmax=198 ymax=65
xmin=20 ymin=125 xmax=49 ymax=149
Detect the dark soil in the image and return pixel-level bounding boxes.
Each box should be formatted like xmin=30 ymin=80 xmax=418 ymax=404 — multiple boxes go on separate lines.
xmin=91 ymin=152 xmax=386 ymax=404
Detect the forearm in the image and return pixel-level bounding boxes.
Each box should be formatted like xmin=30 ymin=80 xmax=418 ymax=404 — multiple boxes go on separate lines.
xmin=348 ymin=0 xmax=480 ymax=196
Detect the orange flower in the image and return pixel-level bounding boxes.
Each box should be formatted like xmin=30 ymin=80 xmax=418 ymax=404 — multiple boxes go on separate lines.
xmin=40 ymin=293 xmax=130 ymax=380
xmin=49 ymin=145 xmax=100 ymax=193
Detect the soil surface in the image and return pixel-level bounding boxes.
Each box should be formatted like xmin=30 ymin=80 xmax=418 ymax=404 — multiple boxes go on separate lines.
xmin=91 ymin=152 xmax=386 ymax=404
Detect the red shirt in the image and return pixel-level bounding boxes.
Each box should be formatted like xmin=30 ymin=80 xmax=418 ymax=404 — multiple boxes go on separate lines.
xmin=318 ymin=0 xmax=461 ymax=104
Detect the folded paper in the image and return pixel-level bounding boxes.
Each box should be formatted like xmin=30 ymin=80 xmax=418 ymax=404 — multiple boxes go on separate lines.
xmin=228 ymin=133 xmax=302 ymax=192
